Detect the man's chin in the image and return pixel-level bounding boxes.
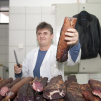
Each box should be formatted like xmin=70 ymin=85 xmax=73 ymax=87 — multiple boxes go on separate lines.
xmin=39 ymin=44 xmax=46 ymax=47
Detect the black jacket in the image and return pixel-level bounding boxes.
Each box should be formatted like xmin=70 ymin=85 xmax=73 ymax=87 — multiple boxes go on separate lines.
xmin=73 ymin=11 xmax=101 ymax=59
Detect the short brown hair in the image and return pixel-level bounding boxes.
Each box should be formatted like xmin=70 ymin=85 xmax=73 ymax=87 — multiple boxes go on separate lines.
xmin=36 ymin=22 xmax=53 ymax=34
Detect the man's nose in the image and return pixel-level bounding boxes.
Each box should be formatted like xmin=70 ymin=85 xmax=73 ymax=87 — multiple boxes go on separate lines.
xmin=40 ymin=33 xmax=44 ymax=37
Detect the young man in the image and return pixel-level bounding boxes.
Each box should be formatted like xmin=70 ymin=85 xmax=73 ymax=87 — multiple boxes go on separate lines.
xmin=14 ymin=22 xmax=81 ymax=80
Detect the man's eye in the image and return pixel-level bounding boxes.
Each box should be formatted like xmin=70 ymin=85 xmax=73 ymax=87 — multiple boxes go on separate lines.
xmin=44 ymin=32 xmax=47 ymax=35
xmin=37 ymin=33 xmax=41 ymax=35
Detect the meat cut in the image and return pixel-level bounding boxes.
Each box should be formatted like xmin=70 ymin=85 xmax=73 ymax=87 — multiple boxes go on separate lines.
xmin=56 ymin=17 xmax=77 ymax=62
xmin=43 ymin=75 xmax=66 ymax=100
xmin=89 ymin=79 xmax=101 ymax=99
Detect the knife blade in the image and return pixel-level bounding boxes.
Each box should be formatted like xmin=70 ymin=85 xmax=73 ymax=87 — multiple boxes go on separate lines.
xmin=14 ymin=50 xmax=20 ymax=68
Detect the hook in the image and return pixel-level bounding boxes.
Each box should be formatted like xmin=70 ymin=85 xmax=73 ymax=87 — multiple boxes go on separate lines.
xmin=83 ymin=7 xmax=85 ymax=11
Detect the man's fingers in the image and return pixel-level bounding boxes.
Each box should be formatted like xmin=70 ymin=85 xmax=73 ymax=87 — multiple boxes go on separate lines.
xmin=14 ymin=64 xmax=22 ymax=74
xmin=67 ymin=28 xmax=77 ymax=32
xmin=67 ymin=41 xmax=76 ymax=45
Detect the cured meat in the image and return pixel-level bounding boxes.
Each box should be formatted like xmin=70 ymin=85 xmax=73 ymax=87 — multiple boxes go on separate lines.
xmin=28 ymin=84 xmax=35 ymax=101
xmin=79 ymin=84 xmax=91 ymax=91
xmin=2 ymin=77 xmax=34 ymax=101
xmin=89 ymin=79 xmax=101 ymax=98
xmin=47 ymin=98 xmax=65 ymax=101
xmin=32 ymin=81 xmax=43 ymax=92
xmin=17 ymin=83 xmax=29 ymax=101
xmin=43 ymin=75 xmax=66 ymax=100
xmin=0 ymin=78 xmax=21 ymax=97
xmin=0 ymin=77 xmax=13 ymax=89
xmin=56 ymin=17 xmax=77 ymax=62
xmin=14 ymin=83 xmax=35 ymax=101
xmin=32 ymin=77 xmax=48 ymax=101
xmin=82 ymin=90 xmax=101 ymax=101
xmin=32 ymin=76 xmax=44 ymax=92
xmin=67 ymin=75 xmax=77 ymax=83
xmin=34 ymin=77 xmax=48 ymax=92
xmin=64 ymin=75 xmax=86 ymax=101
xmin=41 ymin=77 xmax=48 ymax=89
xmin=0 ymin=95 xmax=4 ymax=101
xmin=0 ymin=77 xmax=3 ymax=82
xmin=65 ymin=81 xmax=86 ymax=101
xmin=13 ymin=96 xmax=18 ymax=101
xmin=0 ymin=87 xmax=8 ymax=96
xmin=35 ymin=92 xmax=46 ymax=101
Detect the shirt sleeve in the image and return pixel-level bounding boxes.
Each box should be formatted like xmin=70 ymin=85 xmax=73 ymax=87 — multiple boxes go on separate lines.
xmin=15 ymin=72 xmax=22 ymax=78
xmin=69 ymin=42 xmax=81 ymax=62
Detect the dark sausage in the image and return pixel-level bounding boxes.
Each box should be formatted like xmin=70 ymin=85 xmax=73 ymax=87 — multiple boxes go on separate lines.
xmin=2 ymin=77 xmax=34 ymax=101
xmin=0 ymin=78 xmax=21 ymax=96
xmin=0 ymin=77 xmax=13 ymax=89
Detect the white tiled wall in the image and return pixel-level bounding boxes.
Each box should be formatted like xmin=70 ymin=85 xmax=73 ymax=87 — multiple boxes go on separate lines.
xmin=0 ymin=24 xmax=9 ymax=79
xmin=9 ymin=6 xmax=56 ymax=78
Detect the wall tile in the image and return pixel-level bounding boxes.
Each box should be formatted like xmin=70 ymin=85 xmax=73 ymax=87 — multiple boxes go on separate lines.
xmin=42 ymin=6 xmax=55 ymax=13
xmin=5 ymin=46 xmax=9 ymax=55
xmin=26 ymin=30 xmax=38 ymax=47
xmin=0 ymin=38 xmax=8 ymax=45
xmin=9 ymin=30 xmax=25 ymax=46
xmin=0 ymin=29 xmax=8 ymax=38
xmin=9 ymin=63 xmax=15 ymax=79
xmin=89 ymin=73 xmax=101 ymax=79
xmin=10 ymin=6 xmax=25 ymax=13
xmin=0 ymin=25 xmax=8 ymax=29
xmin=0 ymin=46 xmax=7 ymax=54
xmin=3 ymin=62 xmax=9 ymax=68
xmin=0 ymin=1 xmax=9 ymax=10
xmin=91 ymin=78 xmax=101 ymax=82
xmin=0 ymin=55 xmax=8 ymax=63
xmin=25 ymin=47 xmax=35 ymax=55
xmin=26 ymin=6 xmax=41 ymax=13
xmin=26 ymin=14 xmax=41 ymax=30
xmin=75 ymin=74 xmax=89 ymax=84
xmin=0 ymin=67 xmax=4 ymax=78
xmin=79 ymin=56 xmax=101 ymax=73
xmin=9 ymin=47 xmax=26 ymax=63
xmin=9 ymin=14 xmax=25 ymax=29
xmin=87 ymin=0 xmax=101 ymax=3
xmin=42 ymin=14 xmax=56 ymax=29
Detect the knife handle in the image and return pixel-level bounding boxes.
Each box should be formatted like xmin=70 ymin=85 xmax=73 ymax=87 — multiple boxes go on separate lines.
xmin=17 ymin=63 xmax=21 ymax=68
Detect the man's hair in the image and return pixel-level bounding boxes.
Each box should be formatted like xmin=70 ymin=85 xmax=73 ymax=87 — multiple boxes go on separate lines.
xmin=36 ymin=22 xmax=53 ymax=34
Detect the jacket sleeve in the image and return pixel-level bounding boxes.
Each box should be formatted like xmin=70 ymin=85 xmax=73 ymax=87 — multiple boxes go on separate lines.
xmin=100 ymin=27 xmax=101 ymax=57
xmin=66 ymin=42 xmax=81 ymax=66
xmin=97 ymin=18 xmax=101 ymax=57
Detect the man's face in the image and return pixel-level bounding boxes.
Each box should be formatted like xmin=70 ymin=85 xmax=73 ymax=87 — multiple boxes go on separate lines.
xmin=37 ymin=28 xmax=54 ymax=48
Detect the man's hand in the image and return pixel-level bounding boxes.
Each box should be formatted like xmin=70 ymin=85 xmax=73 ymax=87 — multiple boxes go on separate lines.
xmin=14 ymin=64 xmax=22 ymax=74
xmin=65 ymin=28 xmax=79 ymax=45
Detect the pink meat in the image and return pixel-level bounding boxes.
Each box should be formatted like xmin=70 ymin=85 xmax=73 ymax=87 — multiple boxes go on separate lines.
xmin=92 ymin=90 xmax=101 ymax=98
xmin=0 ymin=87 xmax=9 ymax=96
xmin=32 ymin=81 xmax=43 ymax=92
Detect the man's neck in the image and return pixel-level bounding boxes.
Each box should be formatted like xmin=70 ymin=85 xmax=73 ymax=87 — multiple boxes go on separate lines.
xmin=40 ymin=45 xmax=51 ymax=51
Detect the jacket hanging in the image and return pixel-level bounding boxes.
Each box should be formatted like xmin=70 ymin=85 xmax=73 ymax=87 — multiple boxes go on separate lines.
xmin=73 ymin=11 xmax=101 ymax=59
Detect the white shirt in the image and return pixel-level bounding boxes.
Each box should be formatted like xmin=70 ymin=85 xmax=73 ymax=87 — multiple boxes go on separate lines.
xmin=22 ymin=45 xmax=81 ymax=80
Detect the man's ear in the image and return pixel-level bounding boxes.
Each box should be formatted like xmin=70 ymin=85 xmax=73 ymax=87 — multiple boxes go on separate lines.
xmin=51 ymin=34 xmax=54 ymax=39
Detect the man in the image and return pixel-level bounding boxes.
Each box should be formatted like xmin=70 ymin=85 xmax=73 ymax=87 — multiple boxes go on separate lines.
xmin=14 ymin=22 xmax=81 ymax=80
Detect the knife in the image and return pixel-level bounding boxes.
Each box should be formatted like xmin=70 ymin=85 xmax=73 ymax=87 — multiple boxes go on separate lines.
xmin=14 ymin=50 xmax=20 ymax=68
